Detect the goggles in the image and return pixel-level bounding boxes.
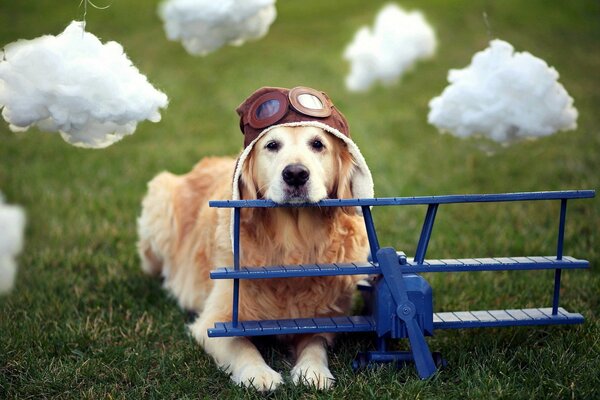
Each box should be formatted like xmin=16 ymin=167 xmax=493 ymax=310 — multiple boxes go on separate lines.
xmin=237 ymin=86 xmax=350 ymax=148
xmin=247 ymin=86 xmax=332 ymax=129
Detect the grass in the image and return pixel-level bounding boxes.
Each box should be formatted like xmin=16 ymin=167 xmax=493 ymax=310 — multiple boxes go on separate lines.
xmin=1 ymin=0 xmax=599 ymax=398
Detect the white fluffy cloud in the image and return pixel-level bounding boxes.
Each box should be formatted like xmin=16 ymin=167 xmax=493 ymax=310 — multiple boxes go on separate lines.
xmin=159 ymin=0 xmax=277 ymax=56
xmin=0 ymin=21 xmax=168 ymax=149
xmin=0 ymin=195 xmax=25 ymax=294
xmin=428 ymin=39 xmax=578 ymax=143
xmin=343 ymin=3 xmax=436 ymax=92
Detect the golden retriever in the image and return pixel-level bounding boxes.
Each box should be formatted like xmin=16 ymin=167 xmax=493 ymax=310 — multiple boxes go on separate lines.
xmin=137 ymin=125 xmax=370 ymax=391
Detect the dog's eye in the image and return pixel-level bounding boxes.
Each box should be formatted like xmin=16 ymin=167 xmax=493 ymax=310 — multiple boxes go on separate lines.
xmin=311 ymin=139 xmax=325 ymax=151
xmin=265 ymin=140 xmax=280 ymax=151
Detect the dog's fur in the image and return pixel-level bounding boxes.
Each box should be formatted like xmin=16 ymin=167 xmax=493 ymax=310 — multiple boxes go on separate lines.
xmin=137 ymin=126 xmax=369 ymax=391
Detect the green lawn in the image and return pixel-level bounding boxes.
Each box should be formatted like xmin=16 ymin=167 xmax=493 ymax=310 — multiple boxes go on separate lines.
xmin=1 ymin=1 xmax=599 ymax=398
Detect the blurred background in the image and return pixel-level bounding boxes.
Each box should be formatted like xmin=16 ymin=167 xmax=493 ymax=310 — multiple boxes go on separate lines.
xmin=1 ymin=1 xmax=598 ymax=398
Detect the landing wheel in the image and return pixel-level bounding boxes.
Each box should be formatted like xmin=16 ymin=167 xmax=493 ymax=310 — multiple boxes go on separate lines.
xmin=352 ymin=352 xmax=369 ymax=372
xmin=432 ymin=352 xmax=447 ymax=369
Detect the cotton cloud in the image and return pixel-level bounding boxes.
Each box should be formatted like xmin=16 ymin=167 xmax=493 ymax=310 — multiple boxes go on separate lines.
xmin=0 ymin=21 xmax=168 ymax=149
xmin=343 ymin=3 xmax=436 ymax=92
xmin=0 ymin=195 xmax=25 ymax=294
xmin=428 ymin=39 xmax=578 ymax=143
xmin=159 ymin=0 xmax=277 ymax=56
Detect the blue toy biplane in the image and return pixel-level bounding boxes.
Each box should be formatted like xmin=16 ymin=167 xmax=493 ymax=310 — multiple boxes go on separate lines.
xmin=207 ymin=190 xmax=594 ymax=379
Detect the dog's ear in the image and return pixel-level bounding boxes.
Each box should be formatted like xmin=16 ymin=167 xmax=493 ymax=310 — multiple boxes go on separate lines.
xmin=333 ymin=143 xmax=358 ymax=215
xmin=238 ymin=150 xmax=258 ymax=220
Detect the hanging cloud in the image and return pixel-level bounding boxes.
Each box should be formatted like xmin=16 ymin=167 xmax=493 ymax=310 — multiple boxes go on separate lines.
xmin=0 ymin=21 xmax=168 ymax=149
xmin=428 ymin=39 xmax=578 ymax=143
xmin=0 ymin=195 xmax=25 ymax=294
xmin=343 ymin=3 xmax=437 ymax=92
xmin=159 ymin=0 xmax=277 ymax=56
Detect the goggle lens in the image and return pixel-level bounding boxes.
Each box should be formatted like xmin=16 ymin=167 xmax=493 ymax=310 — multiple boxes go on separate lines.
xmin=255 ymin=99 xmax=281 ymax=119
xmin=297 ymin=93 xmax=323 ymax=110
xmin=289 ymin=87 xmax=331 ymax=118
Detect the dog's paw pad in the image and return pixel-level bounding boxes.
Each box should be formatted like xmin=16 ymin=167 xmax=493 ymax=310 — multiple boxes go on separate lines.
xmin=232 ymin=363 xmax=283 ymax=392
xmin=291 ymin=362 xmax=335 ymax=390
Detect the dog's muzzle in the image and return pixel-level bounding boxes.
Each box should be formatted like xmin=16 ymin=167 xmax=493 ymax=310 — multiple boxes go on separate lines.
xmin=282 ymin=163 xmax=310 ymax=187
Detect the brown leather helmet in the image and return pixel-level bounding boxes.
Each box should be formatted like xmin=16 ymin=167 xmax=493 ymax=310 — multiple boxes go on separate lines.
xmin=236 ymin=86 xmax=350 ymax=148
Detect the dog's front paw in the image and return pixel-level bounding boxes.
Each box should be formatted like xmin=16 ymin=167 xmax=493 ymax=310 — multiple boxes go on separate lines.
xmin=232 ymin=363 xmax=283 ymax=392
xmin=291 ymin=360 xmax=335 ymax=390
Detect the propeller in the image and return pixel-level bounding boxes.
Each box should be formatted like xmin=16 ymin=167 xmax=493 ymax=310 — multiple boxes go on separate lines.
xmin=377 ymin=247 xmax=438 ymax=379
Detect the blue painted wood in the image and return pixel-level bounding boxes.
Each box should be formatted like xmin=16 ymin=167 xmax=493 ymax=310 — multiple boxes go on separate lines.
xmin=209 ymin=190 xmax=595 ymax=209
xmin=433 ymin=307 xmax=583 ymax=329
xmin=232 ymin=208 xmax=241 ymax=327
xmin=210 ymin=262 xmax=379 ymax=279
xmin=556 ymin=199 xmax=568 ymax=260
xmin=207 ymin=315 xmax=376 ymax=337
xmin=209 ymin=256 xmax=588 ymax=279
xmin=553 ymin=199 xmax=568 ymax=315
xmin=414 ymin=204 xmax=439 ymax=265
xmin=552 ymin=269 xmax=562 ymax=316
xmin=362 ymin=206 xmax=380 ymax=263
xmin=208 ymin=189 xmax=594 ymax=378
xmin=353 ymin=351 xmax=431 ymax=370
xmin=402 ymin=256 xmax=588 ymax=273
xmin=377 ymin=248 xmax=437 ymax=379
xmin=377 ymin=336 xmax=387 ymax=352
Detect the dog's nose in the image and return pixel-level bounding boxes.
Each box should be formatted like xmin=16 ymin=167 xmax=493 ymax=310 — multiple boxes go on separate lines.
xmin=282 ymin=163 xmax=310 ymax=187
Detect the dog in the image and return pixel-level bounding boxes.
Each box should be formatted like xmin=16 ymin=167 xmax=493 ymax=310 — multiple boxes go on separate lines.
xmin=137 ymin=87 xmax=374 ymax=391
